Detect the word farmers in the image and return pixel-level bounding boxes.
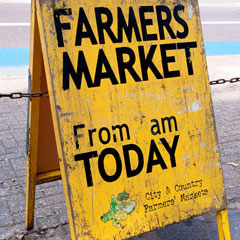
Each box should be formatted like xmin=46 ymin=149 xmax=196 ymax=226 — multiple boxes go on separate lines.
xmin=52 ymin=5 xmax=198 ymax=90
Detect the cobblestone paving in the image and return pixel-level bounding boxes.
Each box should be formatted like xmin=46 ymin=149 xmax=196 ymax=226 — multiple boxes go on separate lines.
xmin=0 ymin=77 xmax=239 ymax=239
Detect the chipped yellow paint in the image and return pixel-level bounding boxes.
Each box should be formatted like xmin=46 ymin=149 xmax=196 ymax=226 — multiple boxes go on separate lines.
xmin=35 ymin=0 xmax=228 ymax=239
xmin=25 ymin=0 xmax=43 ymax=230
xmin=26 ymin=0 xmax=61 ymax=230
xmin=36 ymin=170 xmax=61 ymax=185
xmin=216 ymin=209 xmax=231 ymax=240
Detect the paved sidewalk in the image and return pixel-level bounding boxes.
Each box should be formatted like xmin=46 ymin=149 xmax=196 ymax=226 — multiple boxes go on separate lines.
xmin=0 ymin=55 xmax=240 ymax=239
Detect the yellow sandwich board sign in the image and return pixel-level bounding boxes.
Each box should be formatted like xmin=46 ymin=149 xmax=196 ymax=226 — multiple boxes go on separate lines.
xmin=26 ymin=0 xmax=231 ymax=239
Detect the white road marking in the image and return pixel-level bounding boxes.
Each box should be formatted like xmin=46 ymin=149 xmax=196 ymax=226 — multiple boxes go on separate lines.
xmin=199 ymin=3 xmax=240 ymax=7
xmin=0 ymin=0 xmax=30 ymax=3
xmin=0 ymin=0 xmax=240 ymax=7
xmin=0 ymin=23 xmax=30 ymax=26
xmin=202 ymin=21 xmax=240 ymax=25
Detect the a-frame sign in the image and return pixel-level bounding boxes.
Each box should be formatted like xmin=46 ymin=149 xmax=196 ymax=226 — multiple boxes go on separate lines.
xmin=26 ymin=0 xmax=231 ymax=239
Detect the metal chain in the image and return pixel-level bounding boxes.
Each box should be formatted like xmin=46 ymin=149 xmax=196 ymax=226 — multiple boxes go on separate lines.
xmin=0 ymin=91 xmax=48 ymax=99
xmin=0 ymin=77 xmax=239 ymax=99
xmin=209 ymin=77 xmax=240 ymax=85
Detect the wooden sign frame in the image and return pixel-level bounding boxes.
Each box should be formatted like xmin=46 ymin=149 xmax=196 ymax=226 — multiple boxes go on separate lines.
xmin=25 ymin=0 xmax=61 ymax=230
xmin=25 ymin=0 xmax=231 ymax=239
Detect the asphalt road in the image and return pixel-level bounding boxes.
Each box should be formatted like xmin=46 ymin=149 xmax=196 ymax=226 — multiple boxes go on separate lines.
xmin=0 ymin=0 xmax=240 ymax=48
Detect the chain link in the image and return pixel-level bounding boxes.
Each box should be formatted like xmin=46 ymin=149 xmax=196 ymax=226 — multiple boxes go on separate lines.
xmin=0 ymin=91 xmax=48 ymax=99
xmin=0 ymin=77 xmax=239 ymax=99
xmin=209 ymin=77 xmax=240 ymax=85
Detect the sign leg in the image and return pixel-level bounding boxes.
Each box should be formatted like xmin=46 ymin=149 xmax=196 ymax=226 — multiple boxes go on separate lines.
xmin=25 ymin=151 xmax=37 ymax=230
xmin=25 ymin=93 xmax=41 ymax=230
xmin=25 ymin=0 xmax=43 ymax=230
xmin=216 ymin=209 xmax=231 ymax=240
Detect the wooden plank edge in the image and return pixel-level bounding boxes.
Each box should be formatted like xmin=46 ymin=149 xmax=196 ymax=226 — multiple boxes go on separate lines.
xmin=36 ymin=170 xmax=61 ymax=185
